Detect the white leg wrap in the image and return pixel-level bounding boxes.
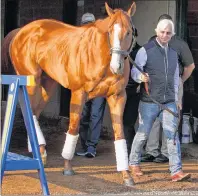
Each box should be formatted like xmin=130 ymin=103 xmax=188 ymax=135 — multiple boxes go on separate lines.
xmin=61 ymin=133 xmax=79 ymax=160
xmin=114 ymin=139 xmax=129 ymax=171
xmin=27 ymin=115 xmax=46 ymax=152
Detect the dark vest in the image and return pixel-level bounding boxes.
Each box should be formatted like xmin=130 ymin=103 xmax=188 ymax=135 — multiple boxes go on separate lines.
xmin=141 ymin=39 xmax=178 ymax=104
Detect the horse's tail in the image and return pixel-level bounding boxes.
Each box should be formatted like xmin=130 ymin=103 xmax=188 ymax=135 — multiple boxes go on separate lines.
xmin=1 ymin=28 xmax=20 ymax=74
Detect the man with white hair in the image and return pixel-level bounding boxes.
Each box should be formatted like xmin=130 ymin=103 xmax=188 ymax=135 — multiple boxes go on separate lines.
xmin=128 ymin=18 xmax=191 ymax=182
xmin=142 ymin=14 xmax=195 ymax=163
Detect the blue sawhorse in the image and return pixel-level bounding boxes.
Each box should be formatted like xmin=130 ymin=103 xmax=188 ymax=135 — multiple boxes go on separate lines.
xmin=1 ymin=75 xmax=50 ymax=195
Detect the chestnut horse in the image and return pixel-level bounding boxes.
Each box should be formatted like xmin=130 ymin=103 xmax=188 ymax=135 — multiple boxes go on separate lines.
xmin=1 ymin=2 xmax=137 ymax=186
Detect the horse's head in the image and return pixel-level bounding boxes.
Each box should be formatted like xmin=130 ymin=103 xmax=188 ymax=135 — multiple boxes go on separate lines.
xmin=105 ymin=2 xmax=136 ymax=75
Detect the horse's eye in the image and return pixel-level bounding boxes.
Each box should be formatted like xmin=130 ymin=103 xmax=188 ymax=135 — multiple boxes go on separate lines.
xmin=126 ymin=31 xmax=130 ymax=36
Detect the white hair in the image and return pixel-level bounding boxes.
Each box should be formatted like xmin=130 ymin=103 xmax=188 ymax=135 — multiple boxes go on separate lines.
xmin=155 ymin=19 xmax=175 ymax=35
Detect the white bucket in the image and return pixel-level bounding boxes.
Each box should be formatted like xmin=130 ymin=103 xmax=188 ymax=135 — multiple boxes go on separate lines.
xmin=182 ymin=115 xmax=193 ymax=144
xmin=193 ymin=117 xmax=198 ymax=138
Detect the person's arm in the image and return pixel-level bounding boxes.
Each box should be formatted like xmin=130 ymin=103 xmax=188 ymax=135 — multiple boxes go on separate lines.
xmin=179 ymin=41 xmax=195 ymax=82
xmin=131 ymin=47 xmax=149 ymax=83
xmin=124 ymin=58 xmax=130 ymax=87
xmin=178 ymin=77 xmax=183 ymax=110
xmin=174 ymin=63 xmax=180 ymax=103
xmin=181 ymin=63 xmax=195 ymax=83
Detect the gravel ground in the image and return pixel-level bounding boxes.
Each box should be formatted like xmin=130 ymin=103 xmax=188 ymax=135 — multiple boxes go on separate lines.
xmin=2 ymin=136 xmax=198 ymax=195
xmin=1 ymin=115 xmax=198 ymax=195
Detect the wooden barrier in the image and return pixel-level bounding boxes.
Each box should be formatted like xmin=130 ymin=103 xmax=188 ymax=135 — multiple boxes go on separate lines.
xmin=1 ymin=75 xmax=50 ymax=195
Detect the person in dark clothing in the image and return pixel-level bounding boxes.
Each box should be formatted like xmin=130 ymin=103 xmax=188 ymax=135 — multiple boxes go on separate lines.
xmin=76 ymin=13 xmax=107 ymax=158
xmin=77 ymin=97 xmax=106 ymax=157
xmin=142 ymin=14 xmax=195 ymax=163
xmin=123 ymin=28 xmax=141 ymax=156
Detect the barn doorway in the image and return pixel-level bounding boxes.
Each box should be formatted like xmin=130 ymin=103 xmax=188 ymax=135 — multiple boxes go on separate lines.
xmin=4 ymin=0 xmax=19 ymax=36
xmin=2 ymin=0 xmax=19 ymax=101
xmin=59 ymin=0 xmax=78 ymax=117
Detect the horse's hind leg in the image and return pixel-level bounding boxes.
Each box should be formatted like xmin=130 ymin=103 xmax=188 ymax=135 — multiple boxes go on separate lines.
xmin=34 ymin=74 xmax=58 ymax=117
xmin=106 ymin=91 xmax=135 ymax=187
xmin=26 ymin=74 xmax=57 ymax=165
xmin=25 ymin=85 xmax=46 ymax=154
xmin=62 ymin=89 xmax=86 ymax=175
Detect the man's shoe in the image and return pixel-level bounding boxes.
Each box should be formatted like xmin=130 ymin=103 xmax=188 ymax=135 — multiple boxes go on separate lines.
xmin=85 ymin=146 xmax=96 ymax=158
xmin=153 ymin=154 xmax=169 ymax=163
xmin=171 ymin=171 xmax=191 ymax=182
xmin=76 ymin=151 xmax=88 ymax=156
xmin=141 ymin=154 xmax=156 ymax=162
xmin=129 ymin=165 xmax=143 ymax=176
xmin=75 ymin=148 xmax=87 ymax=156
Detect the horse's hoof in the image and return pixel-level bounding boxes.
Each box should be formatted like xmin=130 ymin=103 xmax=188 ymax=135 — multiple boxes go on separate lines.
xmin=63 ymin=169 xmax=75 ymax=176
xmin=124 ymin=178 xmax=135 ymax=187
xmin=41 ymin=151 xmax=47 ymax=167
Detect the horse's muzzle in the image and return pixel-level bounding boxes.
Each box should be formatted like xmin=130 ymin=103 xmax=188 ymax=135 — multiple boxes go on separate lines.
xmin=110 ymin=61 xmax=124 ymax=75
xmin=110 ymin=67 xmax=123 ymax=75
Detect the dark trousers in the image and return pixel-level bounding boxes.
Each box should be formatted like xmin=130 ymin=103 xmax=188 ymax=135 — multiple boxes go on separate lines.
xmin=79 ymin=97 xmax=106 ymax=150
xmin=123 ymin=89 xmax=140 ymax=155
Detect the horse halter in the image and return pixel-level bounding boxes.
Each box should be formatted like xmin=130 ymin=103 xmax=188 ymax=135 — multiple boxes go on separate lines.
xmin=108 ymin=21 xmax=136 ymax=58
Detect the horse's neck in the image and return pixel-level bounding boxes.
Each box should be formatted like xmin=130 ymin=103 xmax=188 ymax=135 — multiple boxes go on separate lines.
xmin=94 ymin=17 xmax=110 ymax=33
xmin=78 ymin=19 xmax=111 ymax=63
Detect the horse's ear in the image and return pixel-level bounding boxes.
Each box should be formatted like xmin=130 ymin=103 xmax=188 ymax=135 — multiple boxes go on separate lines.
xmin=105 ymin=2 xmax=114 ymax=16
xmin=127 ymin=2 xmax=136 ymax=17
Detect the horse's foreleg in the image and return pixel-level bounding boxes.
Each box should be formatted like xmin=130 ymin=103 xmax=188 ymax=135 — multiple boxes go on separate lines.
xmin=107 ymin=91 xmax=135 ymax=187
xmin=62 ymin=89 xmax=86 ymax=176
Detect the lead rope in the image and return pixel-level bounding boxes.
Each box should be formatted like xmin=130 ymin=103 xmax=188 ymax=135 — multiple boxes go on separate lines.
xmin=127 ymin=55 xmax=180 ymax=145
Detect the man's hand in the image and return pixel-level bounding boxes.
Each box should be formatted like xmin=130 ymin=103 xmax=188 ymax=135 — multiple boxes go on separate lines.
xmin=141 ymin=73 xmax=149 ymax=82
xmin=177 ymin=103 xmax=182 ymax=111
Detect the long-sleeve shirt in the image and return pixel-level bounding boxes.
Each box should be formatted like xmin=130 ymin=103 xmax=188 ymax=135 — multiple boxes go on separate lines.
xmin=131 ymin=38 xmax=179 ymax=103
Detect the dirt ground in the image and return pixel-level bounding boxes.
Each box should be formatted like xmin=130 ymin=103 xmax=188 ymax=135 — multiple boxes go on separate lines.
xmin=1 ymin=116 xmax=198 ymax=195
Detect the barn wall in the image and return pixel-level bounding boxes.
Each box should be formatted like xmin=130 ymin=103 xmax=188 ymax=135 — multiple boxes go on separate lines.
xmin=188 ymin=0 xmax=198 ymax=72
xmin=18 ymin=0 xmax=63 ymax=26
xmin=183 ymin=0 xmax=198 ymax=117
xmin=1 ymin=0 xmax=5 ymax=40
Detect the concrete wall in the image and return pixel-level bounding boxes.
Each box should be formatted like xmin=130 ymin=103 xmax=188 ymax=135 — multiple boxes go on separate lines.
xmin=122 ymin=0 xmax=176 ymax=45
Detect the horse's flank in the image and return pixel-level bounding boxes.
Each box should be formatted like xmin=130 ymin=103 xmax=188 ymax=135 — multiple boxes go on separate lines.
xmin=10 ymin=19 xmax=116 ymax=95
